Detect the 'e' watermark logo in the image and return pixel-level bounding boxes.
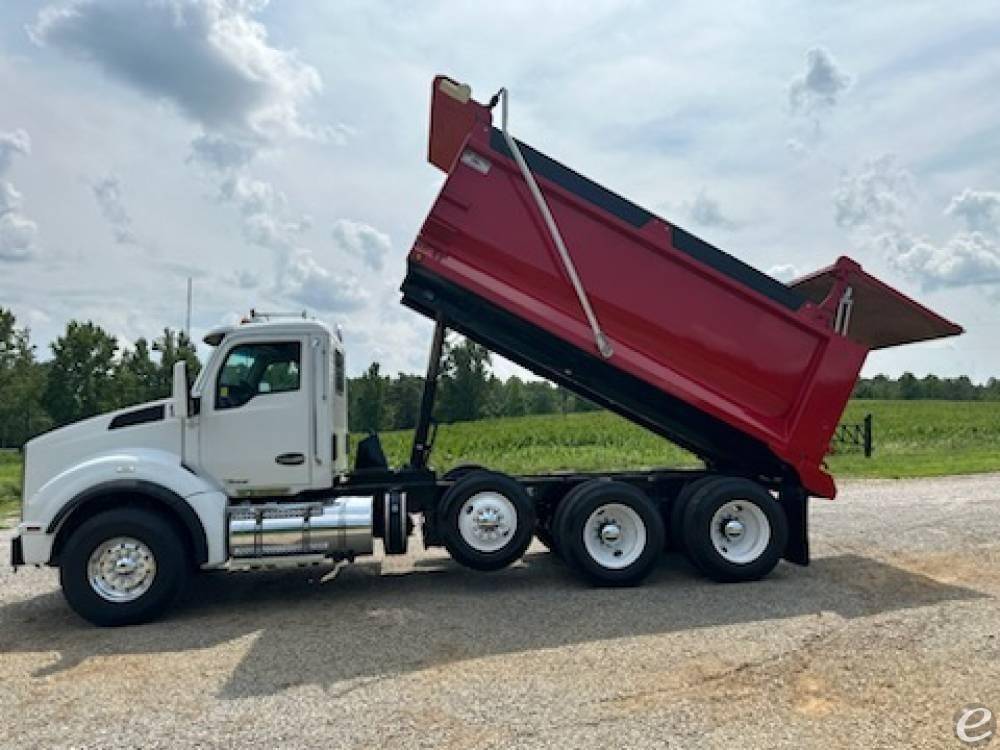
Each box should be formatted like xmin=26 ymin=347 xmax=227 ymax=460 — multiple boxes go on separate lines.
xmin=955 ymin=704 xmax=996 ymax=746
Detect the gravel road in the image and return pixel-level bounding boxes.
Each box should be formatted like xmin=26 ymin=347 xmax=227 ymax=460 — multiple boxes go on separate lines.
xmin=1 ymin=473 xmax=998 ymax=749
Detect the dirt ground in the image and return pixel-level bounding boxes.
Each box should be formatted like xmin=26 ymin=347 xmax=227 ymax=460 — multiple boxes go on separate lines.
xmin=1 ymin=473 xmax=998 ymax=749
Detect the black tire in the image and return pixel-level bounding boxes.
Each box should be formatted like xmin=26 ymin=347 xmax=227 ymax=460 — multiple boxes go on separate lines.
xmin=557 ymin=480 xmax=665 ymax=587
xmin=549 ymin=481 xmax=594 ymax=559
xmin=59 ymin=507 xmax=189 ymax=627
xmin=442 ymin=463 xmax=486 ymax=482
xmin=682 ymin=477 xmax=788 ymax=583
xmin=534 ymin=524 xmax=556 ymax=551
xmin=439 ymin=471 xmax=535 ymax=571
xmin=669 ymin=476 xmax=722 ymax=554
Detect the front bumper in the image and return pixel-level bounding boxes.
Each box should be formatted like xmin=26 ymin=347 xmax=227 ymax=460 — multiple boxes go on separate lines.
xmin=10 ymin=533 xmax=24 ymax=568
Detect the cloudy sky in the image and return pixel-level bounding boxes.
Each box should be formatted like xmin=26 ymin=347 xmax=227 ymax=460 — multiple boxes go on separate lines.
xmin=1 ymin=0 xmax=999 ymax=380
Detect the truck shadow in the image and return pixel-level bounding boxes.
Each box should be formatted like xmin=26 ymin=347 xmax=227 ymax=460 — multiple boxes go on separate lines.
xmin=0 ymin=550 xmax=987 ymax=698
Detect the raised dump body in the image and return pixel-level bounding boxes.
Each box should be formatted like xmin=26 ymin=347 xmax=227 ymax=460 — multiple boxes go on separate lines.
xmin=401 ymin=76 xmax=962 ymax=499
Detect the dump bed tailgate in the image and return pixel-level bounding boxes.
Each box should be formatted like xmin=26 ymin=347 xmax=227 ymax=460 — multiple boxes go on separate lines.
xmin=791 ymin=260 xmax=963 ymax=350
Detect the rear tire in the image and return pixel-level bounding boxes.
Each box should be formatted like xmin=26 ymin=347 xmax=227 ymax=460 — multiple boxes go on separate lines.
xmin=440 ymin=471 xmax=535 ymax=571
xmin=534 ymin=524 xmax=556 ymax=552
xmin=682 ymin=478 xmax=788 ymax=583
xmin=669 ymin=476 xmax=722 ymax=554
xmin=557 ymin=481 xmax=664 ymax=587
xmin=60 ymin=508 xmax=189 ymax=627
xmin=549 ymin=481 xmax=594 ymax=558
xmin=443 ymin=463 xmax=486 ymax=482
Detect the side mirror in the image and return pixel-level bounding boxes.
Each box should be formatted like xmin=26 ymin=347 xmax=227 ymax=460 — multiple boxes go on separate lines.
xmin=172 ymin=361 xmax=189 ymax=419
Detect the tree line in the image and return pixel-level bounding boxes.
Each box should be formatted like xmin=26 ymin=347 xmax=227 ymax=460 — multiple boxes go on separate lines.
xmin=3 ymin=305 xmax=1000 ymax=447
xmin=0 ymin=308 xmax=199 ymax=448
xmin=852 ymin=373 xmax=1000 ymax=401
xmin=347 ymin=339 xmax=599 ymax=433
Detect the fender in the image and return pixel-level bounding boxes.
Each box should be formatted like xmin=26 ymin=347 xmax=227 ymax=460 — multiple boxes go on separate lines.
xmin=47 ymin=479 xmax=209 ymax=563
xmin=19 ymin=449 xmax=228 ymax=567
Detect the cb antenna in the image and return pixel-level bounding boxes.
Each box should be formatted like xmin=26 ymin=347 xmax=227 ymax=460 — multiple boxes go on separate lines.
xmin=185 ymin=277 xmax=193 ymax=340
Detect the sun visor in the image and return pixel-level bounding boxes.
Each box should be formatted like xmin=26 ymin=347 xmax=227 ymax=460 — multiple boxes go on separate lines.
xmin=790 ymin=257 xmax=963 ymax=350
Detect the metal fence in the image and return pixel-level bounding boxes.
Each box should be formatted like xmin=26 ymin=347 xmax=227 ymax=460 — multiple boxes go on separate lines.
xmin=831 ymin=413 xmax=873 ymax=457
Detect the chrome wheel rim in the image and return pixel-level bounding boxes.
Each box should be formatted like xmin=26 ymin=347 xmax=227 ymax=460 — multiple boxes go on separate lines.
xmin=87 ymin=536 xmax=157 ymax=603
xmin=710 ymin=501 xmax=770 ymax=564
xmin=458 ymin=492 xmax=517 ymax=552
xmin=582 ymin=503 xmax=647 ymax=569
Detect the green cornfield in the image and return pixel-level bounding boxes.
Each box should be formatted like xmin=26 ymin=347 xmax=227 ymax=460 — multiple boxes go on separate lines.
xmin=378 ymin=400 xmax=1000 ymax=479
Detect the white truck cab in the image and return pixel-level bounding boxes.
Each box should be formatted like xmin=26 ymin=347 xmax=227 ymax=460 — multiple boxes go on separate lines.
xmin=188 ymin=316 xmax=349 ymax=494
xmin=12 ymin=314 xmax=366 ymax=625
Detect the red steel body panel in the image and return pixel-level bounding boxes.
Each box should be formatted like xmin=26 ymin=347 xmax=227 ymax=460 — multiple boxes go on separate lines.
xmin=408 ymin=77 xmax=962 ymax=499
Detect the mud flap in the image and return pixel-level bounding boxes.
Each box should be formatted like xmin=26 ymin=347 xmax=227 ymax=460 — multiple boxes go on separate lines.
xmin=781 ymin=488 xmax=809 ymax=566
xmin=10 ymin=534 xmax=24 ymax=569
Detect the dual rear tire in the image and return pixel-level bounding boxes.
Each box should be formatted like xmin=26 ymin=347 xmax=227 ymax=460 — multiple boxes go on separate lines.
xmin=439 ymin=474 xmax=664 ymax=586
xmin=553 ymin=480 xmax=665 ymax=586
xmin=672 ymin=477 xmax=788 ymax=583
xmin=437 ymin=471 xmax=788 ymax=587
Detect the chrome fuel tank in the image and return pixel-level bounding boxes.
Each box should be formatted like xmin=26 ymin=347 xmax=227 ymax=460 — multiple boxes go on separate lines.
xmin=228 ymin=496 xmax=373 ymax=559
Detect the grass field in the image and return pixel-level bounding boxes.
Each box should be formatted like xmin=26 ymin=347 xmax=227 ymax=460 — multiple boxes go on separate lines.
xmin=0 ymin=452 xmax=21 ymax=525
xmin=2 ymin=400 xmax=999 ymax=525
xmin=379 ymin=399 xmax=1000 ymax=479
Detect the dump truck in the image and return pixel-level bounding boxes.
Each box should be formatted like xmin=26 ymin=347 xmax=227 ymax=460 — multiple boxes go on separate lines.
xmin=10 ymin=76 xmax=963 ymax=626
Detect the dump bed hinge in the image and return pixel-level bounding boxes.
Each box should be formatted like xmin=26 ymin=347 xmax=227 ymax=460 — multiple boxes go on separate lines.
xmin=834 ymin=286 xmax=854 ymax=336
xmin=496 ymin=87 xmax=614 ymax=359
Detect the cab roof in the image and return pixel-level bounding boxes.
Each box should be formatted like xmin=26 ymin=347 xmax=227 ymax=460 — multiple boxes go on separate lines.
xmin=203 ymin=317 xmax=338 ymax=347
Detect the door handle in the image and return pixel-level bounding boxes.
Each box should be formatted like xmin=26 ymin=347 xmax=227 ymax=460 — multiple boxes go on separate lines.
xmin=275 ymin=453 xmax=306 ymax=466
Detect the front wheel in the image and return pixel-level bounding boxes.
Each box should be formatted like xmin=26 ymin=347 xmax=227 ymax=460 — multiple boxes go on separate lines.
xmin=60 ymin=508 xmax=189 ymax=626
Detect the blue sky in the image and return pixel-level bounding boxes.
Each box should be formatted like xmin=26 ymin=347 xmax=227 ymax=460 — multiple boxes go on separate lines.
xmin=1 ymin=0 xmax=999 ymax=380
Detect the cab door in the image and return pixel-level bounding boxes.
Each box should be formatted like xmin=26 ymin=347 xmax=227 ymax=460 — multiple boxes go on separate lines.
xmin=198 ymin=338 xmax=313 ymax=495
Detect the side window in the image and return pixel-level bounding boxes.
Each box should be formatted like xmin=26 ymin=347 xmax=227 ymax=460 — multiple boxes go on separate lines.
xmin=334 ymin=349 xmax=345 ymax=395
xmin=216 ymin=341 xmax=301 ymax=410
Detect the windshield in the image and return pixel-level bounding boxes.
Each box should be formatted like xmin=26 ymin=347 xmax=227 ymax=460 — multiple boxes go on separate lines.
xmin=191 ymin=345 xmax=216 ymax=395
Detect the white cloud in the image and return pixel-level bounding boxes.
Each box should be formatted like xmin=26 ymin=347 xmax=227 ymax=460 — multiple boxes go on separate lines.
xmin=218 ymin=173 xmax=307 ymax=250
xmin=220 ymin=173 xmax=284 ymax=219
xmin=887 ymin=230 xmax=1000 ymax=289
xmin=91 ymin=175 xmax=137 ymax=245
xmin=332 ymin=218 xmax=391 ymax=271
xmin=30 ymin=0 xmax=321 ymax=145
xmin=785 ymin=138 xmax=807 ymax=156
xmin=277 ymin=247 xmax=368 ymax=313
xmin=833 ymin=154 xmax=913 ymax=229
xmin=0 ymin=212 xmax=39 ymax=262
xmin=0 ymin=181 xmax=22 ymax=216
xmin=789 ymin=47 xmax=852 ymax=115
xmin=0 ymin=129 xmax=38 ymax=262
xmin=188 ymin=132 xmax=259 ymax=170
xmin=853 ymin=182 xmax=1000 ymax=290
xmin=216 ymin=174 xmax=373 ymax=312
xmin=688 ymin=190 xmax=738 ymax=230
xmin=768 ymin=263 xmax=799 ymax=282
xmin=230 ymin=268 xmax=259 ymax=289
xmin=946 ymin=189 xmax=1000 ymax=235
xmin=0 ymin=129 xmax=31 ymax=173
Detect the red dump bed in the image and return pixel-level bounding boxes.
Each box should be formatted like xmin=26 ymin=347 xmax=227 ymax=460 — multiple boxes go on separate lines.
xmin=402 ymin=76 xmax=963 ymax=498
